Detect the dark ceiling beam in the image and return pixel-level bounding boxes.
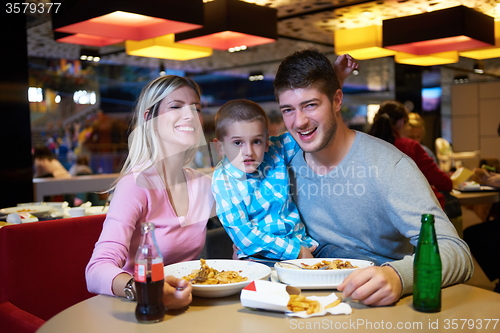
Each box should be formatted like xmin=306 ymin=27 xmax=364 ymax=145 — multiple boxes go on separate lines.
xmin=278 ymin=35 xmax=333 ymax=47
xmin=277 ymin=0 xmax=374 ymax=20
xmin=193 ymin=49 xmax=335 ymax=73
xmin=441 ymin=64 xmax=500 ymax=79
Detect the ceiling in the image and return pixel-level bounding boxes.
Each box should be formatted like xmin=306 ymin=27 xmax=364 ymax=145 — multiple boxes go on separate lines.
xmin=26 ymin=0 xmax=500 ymax=77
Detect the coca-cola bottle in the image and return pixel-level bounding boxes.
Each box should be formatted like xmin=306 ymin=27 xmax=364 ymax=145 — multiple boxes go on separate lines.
xmin=134 ymin=222 xmax=165 ymax=323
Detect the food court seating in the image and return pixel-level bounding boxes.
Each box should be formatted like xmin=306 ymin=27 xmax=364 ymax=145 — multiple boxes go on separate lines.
xmin=0 ymin=215 xmax=105 ymax=333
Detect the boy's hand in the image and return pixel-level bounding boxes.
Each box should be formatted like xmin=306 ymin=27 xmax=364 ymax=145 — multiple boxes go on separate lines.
xmin=298 ymin=246 xmax=314 ymax=258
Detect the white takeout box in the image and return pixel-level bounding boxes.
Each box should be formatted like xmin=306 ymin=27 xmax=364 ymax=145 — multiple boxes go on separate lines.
xmin=240 ymin=280 xmax=300 ymax=312
xmin=240 ymin=280 xmax=353 ymax=318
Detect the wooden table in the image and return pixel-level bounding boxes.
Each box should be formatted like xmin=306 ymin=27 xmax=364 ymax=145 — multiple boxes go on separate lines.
xmin=450 ymin=189 xmax=499 ymax=206
xmin=37 ymin=284 xmax=500 ymax=333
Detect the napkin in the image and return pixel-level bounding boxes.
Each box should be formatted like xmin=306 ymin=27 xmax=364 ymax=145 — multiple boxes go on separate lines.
xmin=7 ymin=213 xmax=38 ymax=224
xmin=458 ymin=181 xmax=481 ymax=191
xmin=286 ymin=292 xmax=352 ymax=318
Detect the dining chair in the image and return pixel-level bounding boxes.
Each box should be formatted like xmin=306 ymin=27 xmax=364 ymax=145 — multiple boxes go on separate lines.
xmin=0 ymin=214 xmax=105 ymax=333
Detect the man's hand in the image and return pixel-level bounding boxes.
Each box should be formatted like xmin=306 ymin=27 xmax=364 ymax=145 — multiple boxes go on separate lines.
xmin=333 ymin=54 xmax=359 ymax=87
xmin=337 ymin=265 xmax=402 ymax=306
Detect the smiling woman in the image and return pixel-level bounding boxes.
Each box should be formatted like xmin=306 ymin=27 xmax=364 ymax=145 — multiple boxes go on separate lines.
xmin=85 ymin=75 xmax=215 ymax=311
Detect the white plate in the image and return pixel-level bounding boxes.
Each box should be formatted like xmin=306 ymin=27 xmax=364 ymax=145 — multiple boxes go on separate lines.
xmin=164 ymin=260 xmax=271 ymax=298
xmin=458 ymin=185 xmax=497 ymax=192
xmin=274 ymin=258 xmax=374 ymax=288
xmin=0 ymin=205 xmax=54 ymax=217
xmin=270 ymin=270 xmax=339 ymax=289
xmin=85 ymin=206 xmax=109 ymax=215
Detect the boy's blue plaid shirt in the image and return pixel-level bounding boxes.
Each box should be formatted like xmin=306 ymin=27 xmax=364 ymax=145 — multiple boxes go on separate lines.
xmin=212 ymin=132 xmax=318 ymax=260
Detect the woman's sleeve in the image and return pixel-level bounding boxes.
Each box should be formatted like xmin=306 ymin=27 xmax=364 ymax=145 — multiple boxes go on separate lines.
xmin=85 ymin=176 xmax=145 ymax=296
xmin=413 ymin=142 xmax=452 ymax=192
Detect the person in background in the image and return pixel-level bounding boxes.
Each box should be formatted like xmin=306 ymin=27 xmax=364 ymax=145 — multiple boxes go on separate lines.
xmin=268 ymin=110 xmax=287 ymax=136
xmin=212 ymin=99 xmax=318 ymax=261
xmin=472 ymin=167 xmax=500 ymax=188
xmin=86 ymin=75 xmax=214 ymax=310
xmin=471 ymin=122 xmax=500 ymax=188
xmin=69 ymin=154 xmax=93 ymax=176
xmin=369 ymin=101 xmax=452 ymax=207
xmin=273 ymin=48 xmax=472 ymax=306
xmin=464 ymin=121 xmax=500 ymax=293
xmin=69 ymin=154 xmax=98 ymax=206
xmin=404 ymin=112 xmax=438 ymax=163
xmin=33 ymin=146 xmax=71 ymax=179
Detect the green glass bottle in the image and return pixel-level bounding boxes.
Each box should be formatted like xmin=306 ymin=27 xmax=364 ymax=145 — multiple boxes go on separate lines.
xmin=413 ymin=214 xmax=442 ymax=313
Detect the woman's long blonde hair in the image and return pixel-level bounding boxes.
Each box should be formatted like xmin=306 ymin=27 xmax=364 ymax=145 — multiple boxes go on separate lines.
xmin=109 ymin=75 xmax=202 ymax=191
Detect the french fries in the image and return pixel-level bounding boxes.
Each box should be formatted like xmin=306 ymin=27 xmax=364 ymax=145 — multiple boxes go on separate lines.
xmin=324 ymin=297 xmax=342 ymax=309
xmin=287 ymin=295 xmax=320 ymax=314
xmin=287 ymin=295 xmax=343 ymax=314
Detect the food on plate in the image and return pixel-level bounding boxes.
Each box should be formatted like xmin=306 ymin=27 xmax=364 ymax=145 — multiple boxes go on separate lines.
xmin=287 ymin=294 xmax=320 ymax=314
xmin=182 ymin=259 xmax=248 ymax=285
xmin=300 ymin=259 xmax=358 ymax=270
xmin=481 ymin=164 xmax=496 ymax=172
xmin=14 ymin=208 xmax=37 ymax=213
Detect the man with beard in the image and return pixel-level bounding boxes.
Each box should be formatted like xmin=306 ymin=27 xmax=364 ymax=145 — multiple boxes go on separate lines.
xmin=273 ymin=49 xmax=473 ymax=307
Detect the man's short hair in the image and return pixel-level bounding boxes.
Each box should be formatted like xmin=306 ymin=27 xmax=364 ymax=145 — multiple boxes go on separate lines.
xmin=273 ymin=48 xmax=340 ymax=103
xmin=215 ymin=99 xmax=269 ymax=140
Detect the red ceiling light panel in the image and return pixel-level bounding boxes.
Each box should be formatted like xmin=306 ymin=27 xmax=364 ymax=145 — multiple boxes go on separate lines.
xmin=383 ymin=6 xmax=494 ymax=55
xmin=52 ymin=0 xmax=204 ymax=43
xmin=175 ymin=0 xmax=277 ymax=51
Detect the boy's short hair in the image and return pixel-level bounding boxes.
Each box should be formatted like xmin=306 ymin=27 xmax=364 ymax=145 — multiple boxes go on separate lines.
xmin=215 ymin=99 xmax=269 ymax=140
xmin=273 ymin=48 xmax=340 ymax=103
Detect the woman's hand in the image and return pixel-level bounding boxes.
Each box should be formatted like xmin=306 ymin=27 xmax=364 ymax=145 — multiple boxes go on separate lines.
xmin=163 ymin=275 xmax=193 ymax=310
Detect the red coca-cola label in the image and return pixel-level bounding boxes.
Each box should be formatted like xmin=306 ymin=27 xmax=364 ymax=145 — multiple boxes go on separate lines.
xmin=134 ymin=262 xmax=164 ymax=282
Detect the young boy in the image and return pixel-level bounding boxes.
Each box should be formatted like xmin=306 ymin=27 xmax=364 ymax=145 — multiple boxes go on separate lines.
xmin=212 ymin=99 xmax=318 ymax=260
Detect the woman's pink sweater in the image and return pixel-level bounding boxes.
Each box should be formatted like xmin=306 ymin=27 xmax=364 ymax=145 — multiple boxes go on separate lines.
xmin=85 ymin=167 xmax=213 ymax=296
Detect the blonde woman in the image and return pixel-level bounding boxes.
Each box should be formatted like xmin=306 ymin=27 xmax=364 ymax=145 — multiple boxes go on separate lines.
xmin=86 ymin=75 xmax=214 ymax=310
xmin=404 ymin=112 xmax=437 ymax=163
